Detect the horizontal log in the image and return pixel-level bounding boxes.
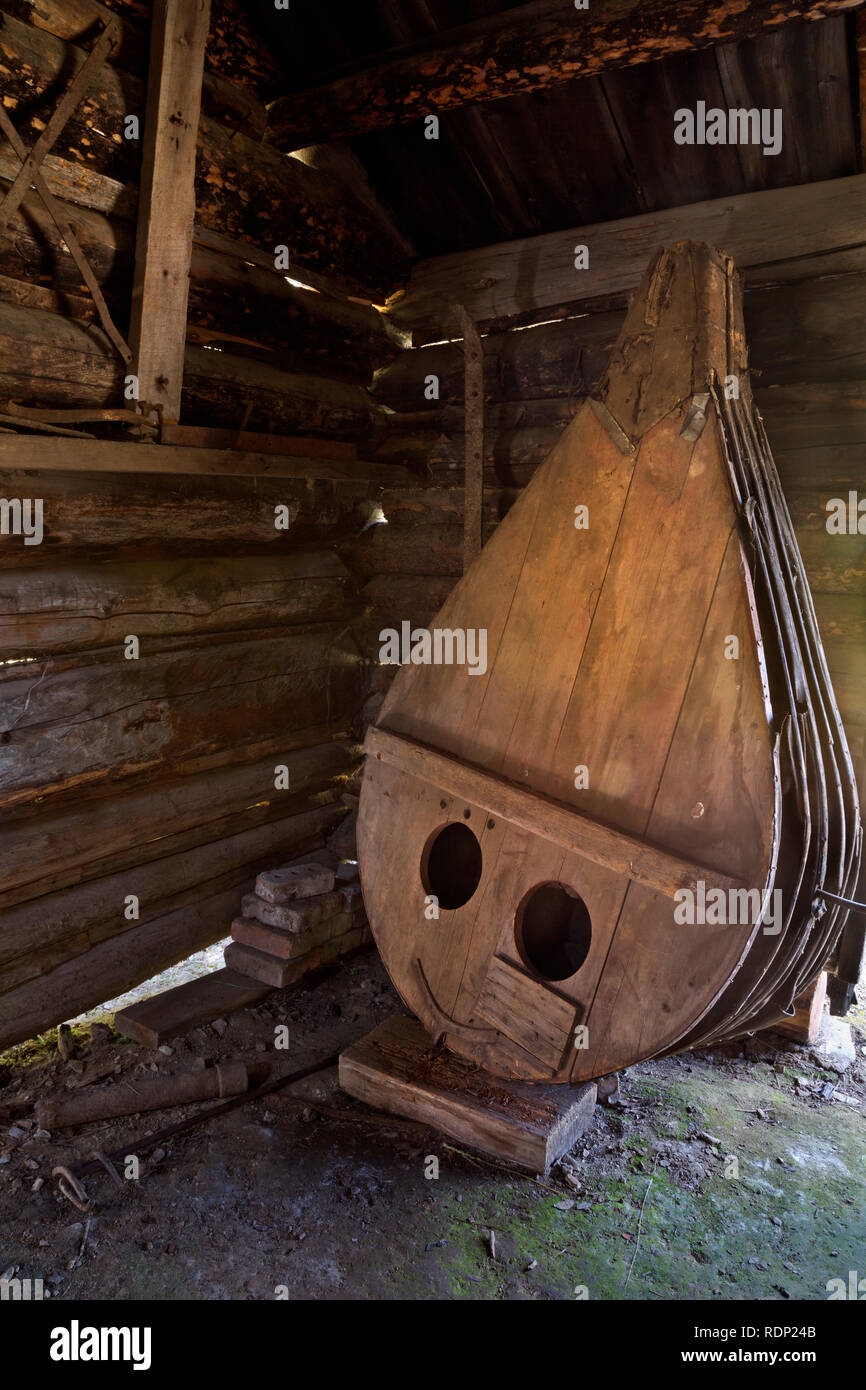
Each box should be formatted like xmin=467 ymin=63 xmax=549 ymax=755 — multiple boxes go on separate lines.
xmin=0 ymin=148 xmax=138 ymax=222
xmin=773 ymin=443 xmax=866 ymax=492
xmin=789 ymin=530 xmax=866 ymax=594
xmin=0 ymin=435 xmax=407 ymax=482
xmin=0 ymin=740 xmax=357 ymax=913
xmin=0 ymin=147 xmax=390 ymax=314
xmin=0 ymin=469 xmax=381 ymax=567
xmin=0 ymin=300 xmax=381 ymax=435
xmin=377 ymin=485 xmax=513 ymax=529
xmin=0 ymin=185 xmax=402 ymax=380
xmin=340 ymin=523 xmax=465 ymax=581
xmin=812 ymin=592 xmax=866 ymax=645
xmin=0 ymin=10 xmax=408 ymax=296
xmin=362 ymin=574 xmax=458 ymax=632
xmin=376 ymin=272 xmax=866 ymax=413
xmin=756 ymin=382 xmax=866 ymax=451
xmin=373 ymin=312 xmax=619 ymax=411
xmin=0 ymin=552 xmax=359 ymax=655
xmin=157 ymin=428 xmax=357 ymax=459
xmin=266 ymin=0 xmax=858 ymax=147
xmin=374 ymin=421 xmax=570 ymax=485
xmin=36 ymin=1060 xmax=250 ymax=1128
xmin=390 ymin=174 xmax=866 ymax=342
xmin=0 ymin=624 xmax=364 ymax=808
xmin=0 ymin=466 xmax=377 ymax=566
xmin=0 ymin=801 xmax=342 ymax=1048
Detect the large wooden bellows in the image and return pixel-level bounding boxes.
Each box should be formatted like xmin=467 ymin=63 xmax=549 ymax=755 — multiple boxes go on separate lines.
xmin=358 ymin=241 xmax=862 ymax=1084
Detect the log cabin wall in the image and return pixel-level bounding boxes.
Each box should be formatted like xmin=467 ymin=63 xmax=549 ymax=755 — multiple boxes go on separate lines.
xmin=0 ymin=0 xmax=412 ymax=1047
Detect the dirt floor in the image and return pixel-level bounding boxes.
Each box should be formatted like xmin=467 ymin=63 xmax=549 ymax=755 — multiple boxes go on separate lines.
xmin=1 ymin=949 xmax=864 ymax=1302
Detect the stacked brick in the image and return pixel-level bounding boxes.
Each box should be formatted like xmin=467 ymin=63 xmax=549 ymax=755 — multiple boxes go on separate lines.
xmin=224 ymin=854 xmax=371 ymax=988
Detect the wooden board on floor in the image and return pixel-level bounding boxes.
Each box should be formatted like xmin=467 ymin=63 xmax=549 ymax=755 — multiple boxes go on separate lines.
xmin=339 ymin=1014 xmax=597 ymax=1174
xmin=114 ymin=966 xmax=271 ymax=1047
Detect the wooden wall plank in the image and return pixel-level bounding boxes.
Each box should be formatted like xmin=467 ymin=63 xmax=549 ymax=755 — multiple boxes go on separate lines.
xmin=0 ymin=552 xmax=358 ymax=655
xmin=0 ymin=624 xmax=363 ymax=808
xmin=0 ymin=740 xmax=357 ymax=911
xmin=0 ymin=467 xmax=381 ymax=567
xmin=390 ymin=174 xmax=866 ymax=341
xmin=0 ymin=436 xmax=404 ymax=481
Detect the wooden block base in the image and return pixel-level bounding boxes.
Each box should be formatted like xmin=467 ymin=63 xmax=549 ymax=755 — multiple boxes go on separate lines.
xmin=339 ymin=1014 xmax=597 ymax=1174
xmin=765 ymin=970 xmax=827 ymax=1045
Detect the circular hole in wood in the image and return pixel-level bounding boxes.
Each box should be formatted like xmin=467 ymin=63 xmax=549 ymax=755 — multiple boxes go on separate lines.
xmin=421 ymin=822 xmax=482 ymax=911
xmin=515 ymin=882 xmax=592 ymax=981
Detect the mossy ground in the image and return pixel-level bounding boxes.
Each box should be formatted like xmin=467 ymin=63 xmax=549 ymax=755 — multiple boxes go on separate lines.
xmin=1 ymin=952 xmax=863 ymax=1301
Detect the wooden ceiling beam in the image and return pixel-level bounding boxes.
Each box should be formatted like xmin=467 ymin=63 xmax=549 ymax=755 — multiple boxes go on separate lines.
xmin=266 ymin=0 xmax=863 ymax=148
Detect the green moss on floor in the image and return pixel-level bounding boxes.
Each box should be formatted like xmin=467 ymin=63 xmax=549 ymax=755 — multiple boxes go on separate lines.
xmin=1 ymin=952 xmax=863 ymax=1301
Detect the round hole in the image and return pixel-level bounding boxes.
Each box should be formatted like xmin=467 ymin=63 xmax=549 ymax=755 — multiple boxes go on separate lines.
xmin=463 ymin=807 xmax=471 ymax=819
xmin=487 ymin=818 xmax=495 ymax=830
xmin=421 ymin=822 xmax=482 ymax=910
xmin=515 ymin=882 xmax=592 ymax=982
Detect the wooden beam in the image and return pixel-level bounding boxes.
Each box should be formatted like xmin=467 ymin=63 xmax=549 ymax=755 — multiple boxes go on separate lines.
xmin=456 ymin=306 xmax=483 ymax=571
xmin=858 ymin=5 xmax=866 ymax=168
xmin=0 ymin=436 xmax=409 ymax=482
xmin=129 ymin=0 xmax=211 ymax=423
xmin=389 ymin=173 xmax=866 ymax=341
xmin=364 ymin=726 xmax=747 ymax=899
xmin=266 ymin=0 xmax=861 ymax=148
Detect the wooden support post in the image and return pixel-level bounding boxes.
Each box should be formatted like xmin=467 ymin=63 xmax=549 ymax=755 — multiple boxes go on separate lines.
xmin=857 ymin=6 xmax=866 ymax=171
xmin=457 ymin=305 xmax=484 ymax=571
xmin=769 ymin=971 xmax=827 ymax=1045
xmin=130 ymin=0 xmax=211 ymax=425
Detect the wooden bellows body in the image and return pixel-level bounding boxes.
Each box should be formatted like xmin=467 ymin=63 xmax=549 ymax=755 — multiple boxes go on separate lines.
xmin=358 ymin=241 xmax=861 ymax=1083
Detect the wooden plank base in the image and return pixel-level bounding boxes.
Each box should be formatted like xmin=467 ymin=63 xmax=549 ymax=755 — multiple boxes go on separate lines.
xmin=114 ymin=967 xmax=271 ymax=1047
xmin=339 ymin=1014 xmax=597 ymax=1174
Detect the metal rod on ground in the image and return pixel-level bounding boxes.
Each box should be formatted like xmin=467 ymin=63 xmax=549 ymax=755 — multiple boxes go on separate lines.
xmin=52 ymin=1051 xmax=341 ymax=1210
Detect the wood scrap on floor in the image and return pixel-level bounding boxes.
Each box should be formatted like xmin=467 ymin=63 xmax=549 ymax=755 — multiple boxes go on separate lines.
xmin=113 ymin=968 xmax=272 ymax=1048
